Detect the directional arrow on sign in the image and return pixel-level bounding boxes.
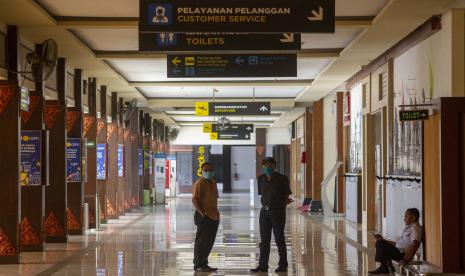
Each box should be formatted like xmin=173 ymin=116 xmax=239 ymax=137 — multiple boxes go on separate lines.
xmin=172 ymin=68 xmax=181 ymax=75
xmin=308 ymin=6 xmax=324 ymax=21
xmin=280 ymin=33 xmax=294 ymax=43
xmin=172 ymin=57 xmax=181 ymax=66
xmin=259 ymin=105 xmax=268 ymax=112
xmin=235 ymin=56 xmax=245 ymax=65
xmin=246 ymin=126 xmax=252 ymax=131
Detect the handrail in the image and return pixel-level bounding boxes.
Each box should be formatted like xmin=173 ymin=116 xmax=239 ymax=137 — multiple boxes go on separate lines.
xmin=321 ymin=161 xmax=344 ymax=217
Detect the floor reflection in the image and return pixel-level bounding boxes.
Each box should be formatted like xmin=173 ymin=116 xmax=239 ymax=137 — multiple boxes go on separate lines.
xmin=1 ymin=194 xmax=377 ymax=275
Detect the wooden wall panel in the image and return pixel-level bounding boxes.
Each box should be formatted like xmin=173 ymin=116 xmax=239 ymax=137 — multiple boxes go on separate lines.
xmin=106 ymin=122 xmax=118 ymax=219
xmin=312 ymin=99 xmax=324 ymax=200
xmin=84 ymin=77 xmax=97 ymax=228
xmin=67 ymin=69 xmax=84 ymax=235
xmin=0 ymin=81 xmax=20 ymax=263
xmin=363 ymin=114 xmax=376 ymax=230
xmin=45 ymin=58 xmax=68 ymax=243
xmin=336 ymin=92 xmax=344 ymax=212
xmin=123 ymin=128 xmax=132 ymax=211
xmin=20 ymin=90 xmax=45 ymax=252
xmin=423 ymin=113 xmax=441 ymax=267
xmin=255 ymin=128 xmax=266 ymax=179
xmin=305 ymin=110 xmax=313 ymax=199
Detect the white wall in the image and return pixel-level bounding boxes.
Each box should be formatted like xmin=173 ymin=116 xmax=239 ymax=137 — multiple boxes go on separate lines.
xmin=172 ymin=126 xmax=256 ymax=145
xmin=231 ymin=146 xmax=256 ymax=192
xmin=323 ymin=94 xmax=338 ymax=208
xmin=266 ymin=127 xmax=291 ymax=145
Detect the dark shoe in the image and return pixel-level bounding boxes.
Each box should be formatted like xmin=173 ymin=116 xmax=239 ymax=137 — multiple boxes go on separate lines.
xmin=275 ymin=266 xmax=288 ymax=273
xmin=368 ymin=266 xmax=390 ymax=274
xmin=194 ymin=266 xmax=210 ymax=272
xmin=250 ymin=266 xmax=268 ymax=273
xmin=204 ymin=265 xmax=218 ymax=272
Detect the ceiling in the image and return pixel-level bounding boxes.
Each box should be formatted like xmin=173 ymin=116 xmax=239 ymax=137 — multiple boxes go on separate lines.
xmin=0 ymin=0 xmax=459 ymax=128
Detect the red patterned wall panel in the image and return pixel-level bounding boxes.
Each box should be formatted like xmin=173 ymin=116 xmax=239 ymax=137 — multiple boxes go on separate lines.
xmin=21 ymin=95 xmax=41 ymax=124
xmin=83 ymin=116 xmax=95 ymax=137
xmin=20 ymin=218 xmax=40 ymax=245
xmin=0 ymin=227 xmax=16 ymax=255
xmin=66 ymin=111 xmax=80 ymax=134
xmin=44 ymin=104 xmax=63 ymax=130
xmin=44 ymin=212 xmax=64 ymax=236
xmin=66 ymin=208 xmax=80 ymax=230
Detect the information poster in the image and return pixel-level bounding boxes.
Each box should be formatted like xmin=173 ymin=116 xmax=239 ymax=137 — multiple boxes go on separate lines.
xmin=20 ymin=130 xmax=42 ymax=186
xmin=117 ymin=144 xmax=124 ymax=177
xmin=66 ymin=138 xmax=81 ymax=182
xmin=138 ymin=149 xmax=143 ymax=176
xmin=154 ymin=153 xmax=167 ymax=204
xmin=96 ymin=143 xmax=107 ymax=180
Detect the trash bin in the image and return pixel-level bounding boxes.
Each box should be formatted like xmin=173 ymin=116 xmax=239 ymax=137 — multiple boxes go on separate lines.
xmin=143 ymin=190 xmax=151 ymax=206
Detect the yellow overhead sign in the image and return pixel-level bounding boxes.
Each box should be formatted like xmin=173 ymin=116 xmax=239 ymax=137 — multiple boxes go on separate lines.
xmin=203 ymin=124 xmax=213 ymax=133
xmin=195 ymin=102 xmax=209 ymax=116
xmin=210 ymin=133 xmax=218 ymax=140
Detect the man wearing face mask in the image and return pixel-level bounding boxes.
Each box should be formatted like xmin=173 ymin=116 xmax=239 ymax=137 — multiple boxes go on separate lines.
xmin=251 ymin=157 xmax=293 ymax=273
xmin=192 ymin=162 xmax=219 ymax=272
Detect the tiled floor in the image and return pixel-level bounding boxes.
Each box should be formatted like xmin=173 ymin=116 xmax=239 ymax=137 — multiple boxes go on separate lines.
xmin=1 ymin=194 xmax=378 ymax=275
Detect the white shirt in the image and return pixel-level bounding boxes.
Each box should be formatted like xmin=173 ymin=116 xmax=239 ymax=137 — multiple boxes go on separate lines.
xmin=396 ymin=222 xmax=422 ymax=252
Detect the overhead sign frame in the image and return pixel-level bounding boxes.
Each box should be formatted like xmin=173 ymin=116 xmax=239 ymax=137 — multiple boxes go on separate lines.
xmin=139 ymin=0 xmax=335 ymax=33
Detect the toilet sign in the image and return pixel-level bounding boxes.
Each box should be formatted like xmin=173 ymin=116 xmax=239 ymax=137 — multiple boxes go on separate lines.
xmin=210 ymin=132 xmax=251 ymax=140
xmin=195 ymin=102 xmax=270 ymax=116
xmin=399 ymin=110 xmax=429 ymax=121
xmin=139 ymin=0 xmax=335 ymax=33
xmin=203 ymin=123 xmax=254 ymax=133
xmin=139 ymin=32 xmax=301 ymax=51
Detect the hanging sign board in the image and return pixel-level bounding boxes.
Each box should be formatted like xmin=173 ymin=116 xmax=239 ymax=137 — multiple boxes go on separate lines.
xmin=139 ymin=0 xmax=335 ymax=33
xmin=167 ymin=54 xmax=296 ymax=78
xmin=210 ymin=132 xmax=251 ymax=140
xmin=196 ymin=102 xmax=270 ymax=116
xmin=96 ymin=143 xmax=107 ymax=180
xmin=203 ymin=123 xmax=254 ymax=133
xmin=20 ymin=130 xmax=42 ymax=186
xmin=20 ymin=87 xmax=30 ymax=112
xmin=66 ymin=138 xmax=81 ymax=182
xmin=139 ymin=32 xmax=301 ymax=51
xmin=399 ymin=110 xmax=429 ymax=121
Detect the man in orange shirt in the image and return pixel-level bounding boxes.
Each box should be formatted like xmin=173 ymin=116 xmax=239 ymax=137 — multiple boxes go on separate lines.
xmin=192 ymin=162 xmax=219 ymax=272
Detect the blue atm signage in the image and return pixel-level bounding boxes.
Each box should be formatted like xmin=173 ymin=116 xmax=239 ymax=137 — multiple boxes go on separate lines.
xmin=20 ymin=130 xmax=42 ymax=186
xmin=96 ymin=143 xmax=107 ymax=180
xmin=139 ymin=0 xmax=335 ymax=33
xmin=167 ymin=54 xmax=296 ymax=78
xmin=139 ymin=32 xmax=301 ymax=51
xmin=66 ymin=138 xmax=81 ymax=182
xmin=117 ymin=144 xmax=124 ymax=177
xmin=138 ymin=149 xmax=143 ymax=176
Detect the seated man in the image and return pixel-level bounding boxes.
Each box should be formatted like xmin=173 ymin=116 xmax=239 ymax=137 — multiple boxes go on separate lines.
xmin=369 ymin=208 xmax=422 ymax=274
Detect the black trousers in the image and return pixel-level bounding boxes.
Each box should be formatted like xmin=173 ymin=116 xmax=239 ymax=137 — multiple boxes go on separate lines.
xmin=375 ymin=239 xmax=404 ymax=266
xmin=193 ymin=211 xmax=219 ymax=268
xmin=258 ymin=207 xmax=288 ymax=268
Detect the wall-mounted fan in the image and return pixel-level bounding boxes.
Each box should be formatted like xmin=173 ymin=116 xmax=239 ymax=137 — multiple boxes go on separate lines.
xmin=26 ymin=39 xmax=58 ymax=82
xmin=167 ymin=128 xmax=179 ymax=141
xmin=123 ymin=99 xmax=138 ymax=122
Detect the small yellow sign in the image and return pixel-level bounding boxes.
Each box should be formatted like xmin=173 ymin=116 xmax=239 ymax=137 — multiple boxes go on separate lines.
xmin=195 ymin=102 xmax=209 ymax=116
xmin=203 ymin=124 xmax=213 ymax=133
xmin=210 ymin=133 xmax=218 ymax=140
xmin=185 ymin=56 xmax=195 ymax=66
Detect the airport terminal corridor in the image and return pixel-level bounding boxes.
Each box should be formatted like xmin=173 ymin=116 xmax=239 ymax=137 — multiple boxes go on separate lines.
xmin=1 ymin=194 xmax=376 ymax=275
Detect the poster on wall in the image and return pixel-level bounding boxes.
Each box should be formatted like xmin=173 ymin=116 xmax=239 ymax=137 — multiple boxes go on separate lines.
xmin=390 ymin=39 xmax=435 ymax=176
xmin=20 ymin=130 xmax=42 ymax=186
xmin=149 ymin=151 xmax=153 ymax=175
xmin=96 ymin=143 xmax=107 ymax=180
xmin=66 ymin=138 xmax=81 ymax=182
xmin=154 ymin=153 xmax=167 ymax=204
xmin=349 ymin=84 xmax=362 ymax=173
xmin=138 ymin=149 xmax=143 ymax=176
xmin=117 ymin=144 xmax=124 ymax=177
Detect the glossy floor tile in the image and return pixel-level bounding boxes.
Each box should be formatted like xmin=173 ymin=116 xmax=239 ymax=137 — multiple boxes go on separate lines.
xmin=1 ymin=194 xmax=378 ymax=275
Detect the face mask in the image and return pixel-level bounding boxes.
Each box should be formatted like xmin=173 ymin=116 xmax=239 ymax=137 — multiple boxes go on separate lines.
xmin=202 ymin=171 xmax=213 ymax=180
xmin=263 ymin=167 xmax=273 ymax=176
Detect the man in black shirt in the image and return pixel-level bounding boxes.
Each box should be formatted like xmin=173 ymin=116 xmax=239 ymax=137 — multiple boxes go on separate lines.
xmin=251 ymin=157 xmax=293 ymax=273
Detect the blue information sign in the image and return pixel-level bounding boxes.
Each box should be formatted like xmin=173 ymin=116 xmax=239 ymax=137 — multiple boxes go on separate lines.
xmin=66 ymin=138 xmax=81 ymax=182
xmin=118 ymin=144 xmax=124 ymax=177
xmin=96 ymin=143 xmax=107 ymax=180
xmin=138 ymin=149 xmax=143 ymax=176
xmin=20 ymin=130 xmax=42 ymax=186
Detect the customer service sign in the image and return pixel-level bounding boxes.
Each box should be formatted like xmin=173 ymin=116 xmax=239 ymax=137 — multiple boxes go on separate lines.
xmin=139 ymin=0 xmax=335 ymax=33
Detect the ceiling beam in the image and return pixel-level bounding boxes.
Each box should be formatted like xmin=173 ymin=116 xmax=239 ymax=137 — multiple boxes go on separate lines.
xmin=94 ymin=49 xmax=342 ymax=59
xmin=133 ymin=79 xmax=313 ymax=87
xmin=56 ymin=16 xmax=374 ymax=29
